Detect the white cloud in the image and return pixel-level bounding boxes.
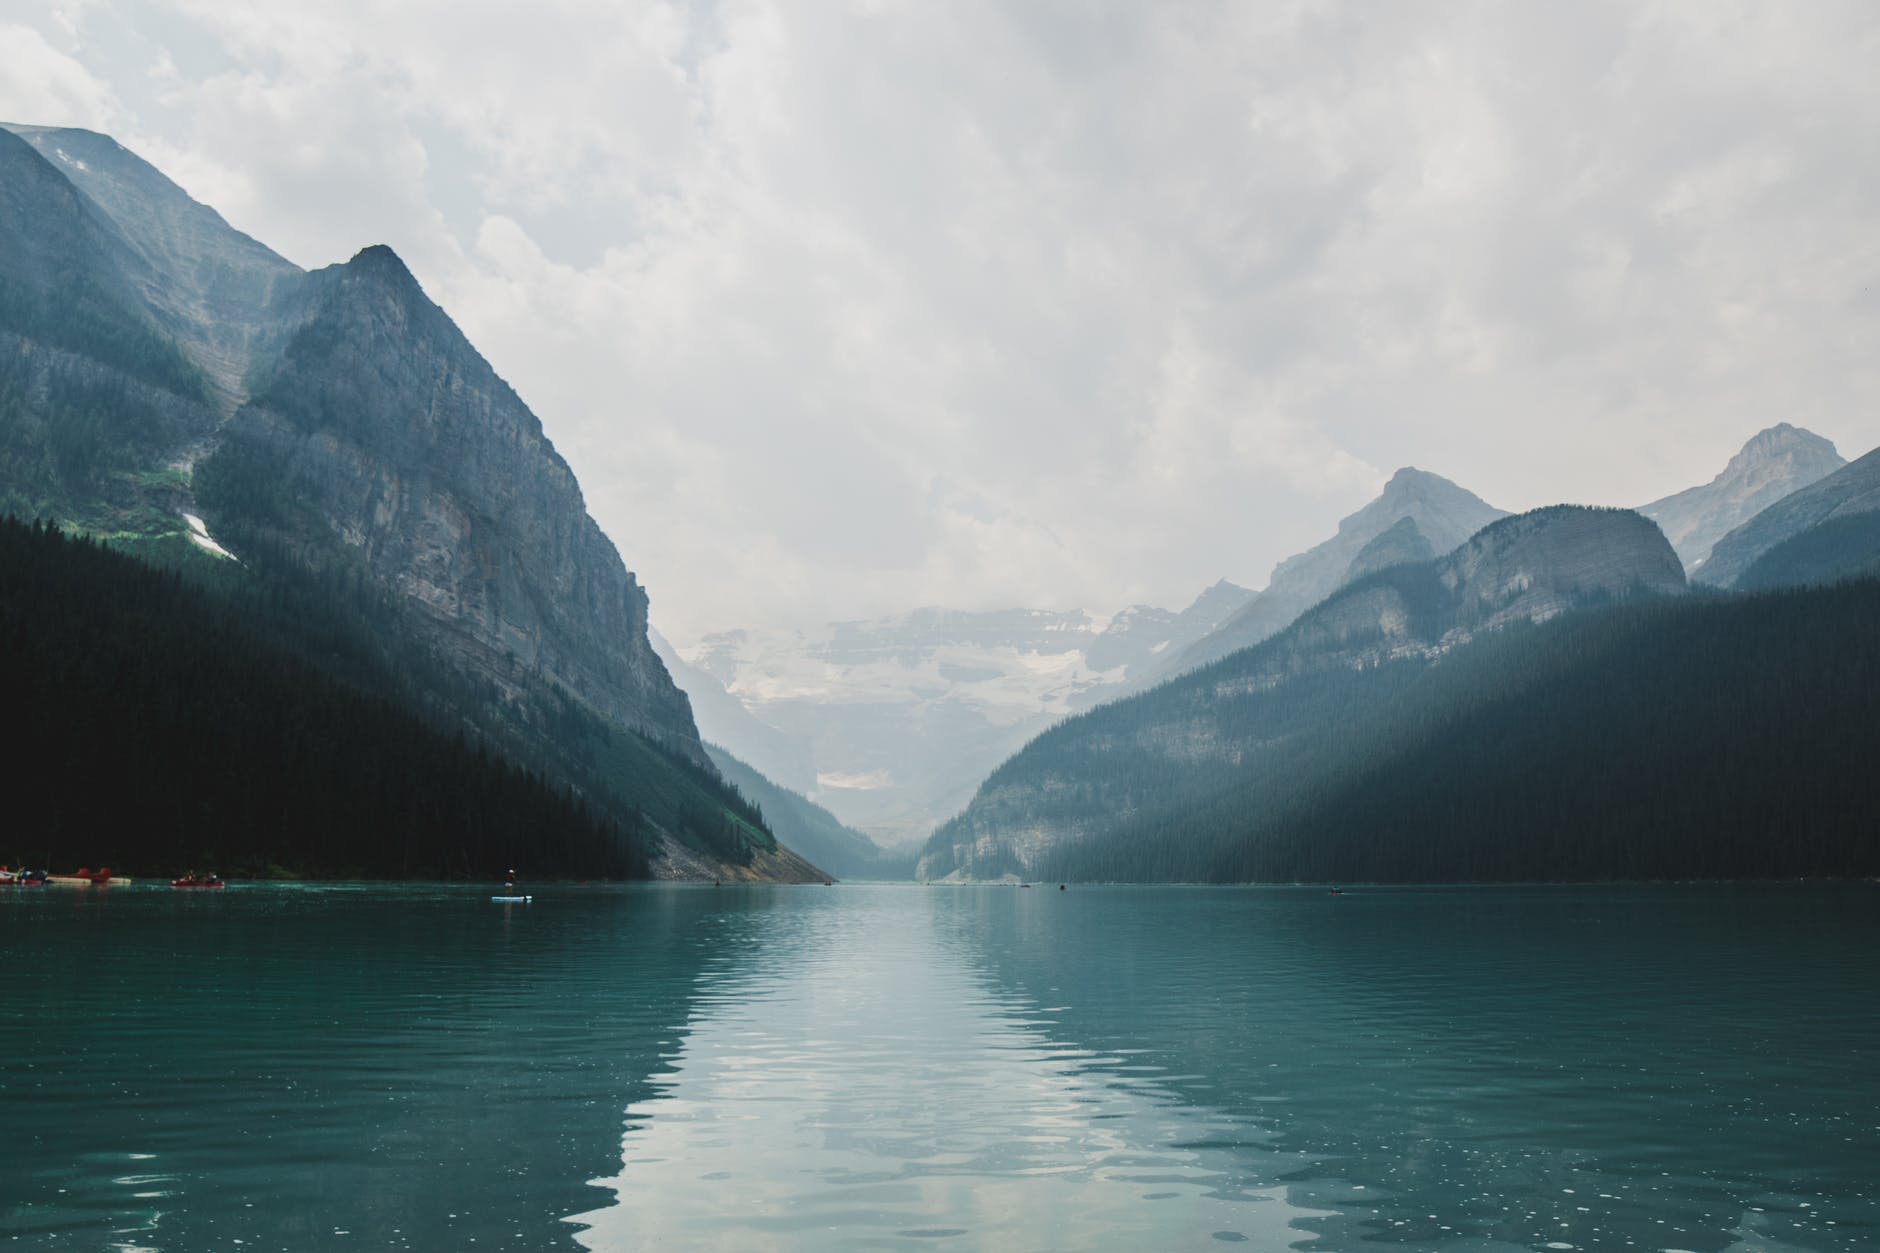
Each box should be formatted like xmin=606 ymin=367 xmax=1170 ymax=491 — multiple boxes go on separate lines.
xmin=9 ymin=0 xmax=1880 ymax=640
xmin=0 ymin=21 xmax=119 ymax=128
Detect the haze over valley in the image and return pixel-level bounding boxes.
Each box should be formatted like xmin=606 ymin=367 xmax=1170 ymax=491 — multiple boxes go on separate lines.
xmin=3 ymin=97 xmax=1878 ymax=891
xmin=7 ymin=9 xmax=1880 ymax=1251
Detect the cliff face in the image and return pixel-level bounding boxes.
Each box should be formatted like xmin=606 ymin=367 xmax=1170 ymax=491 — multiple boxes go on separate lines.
xmin=204 ymin=246 xmax=702 ymax=759
xmin=917 ymin=506 xmax=1684 ymax=881
xmin=0 ymin=123 xmax=778 ymax=875
xmin=2 ymin=124 xmax=302 ymax=409
xmin=1695 ymin=447 xmax=1880 ymax=589
xmin=1639 ymin=424 xmax=1845 ymax=573
xmin=1167 ymin=467 xmax=1507 ymax=676
xmin=0 ymin=129 xmax=220 ymax=526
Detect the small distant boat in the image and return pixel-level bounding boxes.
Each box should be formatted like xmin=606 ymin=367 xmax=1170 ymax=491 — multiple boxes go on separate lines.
xmin=0 ymin=867 xmax=48 ymax=887
xmin=50 ymin=867 xmax=130 ymax=886
xmin=491 ymin=894 xmax=532 ymax=903
xmin=171 ymin=873 xmax=225 ymax=889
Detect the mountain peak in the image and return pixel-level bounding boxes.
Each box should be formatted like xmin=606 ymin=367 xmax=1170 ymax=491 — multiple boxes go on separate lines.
xmin=1639 ymin=425 xmax=1847 ymax=569
xmin=343 ymin=244 xmax=421 ymax=290
xmin=1341 ymin=467 xmax=1503 ymax=544
xmin=322 ymin=245 xmax=446 ymax=332
xmin=1167 ymin=469 xmax=1505 ymax=676
xmin=1730 ymin=423 xmax=1840 ymax=470
xmin=3 ymin=121 xmax=299 ymax=404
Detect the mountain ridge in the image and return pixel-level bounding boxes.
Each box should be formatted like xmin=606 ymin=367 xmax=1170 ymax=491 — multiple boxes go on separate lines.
xmin=1161 ymin=466 xmax=1508 ymax=677
xmin=1638 ymin=423 xmax=1844 ymax=572
xmin=918 ymin=504 xmax=1683 ymax=881
xmin=0 ymin=122 xmax=799 ymax=878
xmin=1695 ymin=445 xmax=1880 ymax=589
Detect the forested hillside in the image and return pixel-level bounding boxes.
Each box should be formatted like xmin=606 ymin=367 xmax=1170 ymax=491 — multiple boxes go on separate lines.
xmin=1735 ymin=511 xmax=1880 ymax=591
xmin=920 ymin=506 xmax=1686 ymax=880
xmin=1033 ymin=580 xmax=1880 ymax=883
xmin=704 ymin=746 xmax=914 ymax=881
xmin=0 ymin=517 xmax=645 ymax=878
xmin=0 ymin=125 xmax=814 ymax=880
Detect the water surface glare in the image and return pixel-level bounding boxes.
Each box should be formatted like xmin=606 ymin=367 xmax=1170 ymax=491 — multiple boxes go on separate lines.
xmin=1 ymin=883 xmax=1874 ymax=1251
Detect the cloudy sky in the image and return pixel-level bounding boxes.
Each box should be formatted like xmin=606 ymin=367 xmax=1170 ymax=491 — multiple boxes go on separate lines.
xmin=4 ymin=1 xmax=1878 ymax=641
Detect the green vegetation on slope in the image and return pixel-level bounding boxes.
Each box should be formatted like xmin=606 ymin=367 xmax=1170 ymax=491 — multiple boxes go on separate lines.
xmin=132 ymin=517 xmax=774 ymax=869
xmin=704 ymin=745 xmax=914 ymax=880
xmin=1026 ymin=581 xmax=1880 ymax=883
xmin=1735 ymin=511 xmax=1880 ymax=592
xmin=0 ymin=516 xmax=644 ymax=879
xmin=0 ymin=273 xmax=209 ymax=403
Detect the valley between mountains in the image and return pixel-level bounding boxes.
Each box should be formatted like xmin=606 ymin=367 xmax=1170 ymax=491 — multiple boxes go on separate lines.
xmin=3 ymin=123 xmax=1877 ymax=885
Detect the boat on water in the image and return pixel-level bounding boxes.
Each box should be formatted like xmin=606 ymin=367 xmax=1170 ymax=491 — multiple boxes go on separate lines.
xmin=49 ymin=867 xmax=130 ymax=886
xmin=0 ymin=867 xmax=48 ymax=887
xmin=171 ymin=873 xmax=225 ymax=889
xmin=491 ymin=894 xmax=533 ymax=903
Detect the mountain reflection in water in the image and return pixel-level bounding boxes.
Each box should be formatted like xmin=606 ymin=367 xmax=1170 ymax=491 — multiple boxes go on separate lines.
xmin=570 ymin=891 xmax=1326 ymax=1250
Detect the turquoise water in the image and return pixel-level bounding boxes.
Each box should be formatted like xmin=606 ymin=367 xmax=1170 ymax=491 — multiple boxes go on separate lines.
xmin=1 ymin=883 xmax=1875 ymax=1250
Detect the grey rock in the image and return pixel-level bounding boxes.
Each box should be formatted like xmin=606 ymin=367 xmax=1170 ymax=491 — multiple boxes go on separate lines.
xmin=1639 ymin=424 xmax=1844 ymax=573
xmin=2 ymin=124 xmax=302 ymax=410
xmin=917 ymin=505 xmax=1683 ymax=881
xmin=1696 ymin=445 xmax=1880 ymax=588
xmin=1164 ymin=467 xmax=1507 ymax=676
xmin=207 ymin=245 xmax=704 ymax=758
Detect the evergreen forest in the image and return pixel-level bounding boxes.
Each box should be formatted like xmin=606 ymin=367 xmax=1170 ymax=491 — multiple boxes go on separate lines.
xmin=1023 ymin=581 xmax=1880 ymax=883
xmin=0 ymin=516 xmax=772 ymax=878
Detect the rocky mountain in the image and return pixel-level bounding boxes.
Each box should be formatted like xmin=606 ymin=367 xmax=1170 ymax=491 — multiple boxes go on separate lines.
xmin=3 ymin=124 xmax=301 ymax=407
xmin=1694 ymin=446 xmax=1880 ymax=589
xmin=198 ymin=243 xmax=701 ymax=758
xmin=703 ymin=746 xmax=912 ymax=881
xmin=0 ymin=123 xmax=798 ymax=879
xmin=1638 ymin=424 xmax=1845 ymax=573
xmin=1163 ymin=467 xmax=1508 ymax=677
xmin=1342 ymin=516 xmax=1434 ymax=584
xmin=680 ymin=583 xmax=1253 ymax=845
xmin=0 ymin=128 xmax=220 ymax=531
xmin=1036 ymin=578 xmax=1880 ymax=884
xmin=918 ymin=505 xmax=1684 ymax=881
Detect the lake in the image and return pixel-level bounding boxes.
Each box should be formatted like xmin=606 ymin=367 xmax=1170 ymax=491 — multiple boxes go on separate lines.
xmin=2 ymin=882 xmax=1875 ymax=1250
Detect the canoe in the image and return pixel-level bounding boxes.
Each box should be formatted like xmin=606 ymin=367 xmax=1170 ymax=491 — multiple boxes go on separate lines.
xmin=171 ymin=877 xmax=225 ymax=889
xmin=491 ymin=895 xmax=533 ymax=903
xmin=49 ymin=874 xmax=133 ymax=886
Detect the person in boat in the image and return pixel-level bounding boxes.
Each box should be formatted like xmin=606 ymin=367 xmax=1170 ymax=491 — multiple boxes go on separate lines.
xmin=503 ymin=868 xmax=518 ymax=895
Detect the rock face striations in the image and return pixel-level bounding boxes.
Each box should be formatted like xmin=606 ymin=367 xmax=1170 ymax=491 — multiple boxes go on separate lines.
xmin=0 ymin=123 xmax=804 ymax=877
xmin=0 ymin=128 xmax=223 ymax=528
xmin=202 ymin=245 xmax=702 ymax=759
xmin=917 ymin=505 xmax=1684 ymax=881
xmin=2 ymin=124 xmax=301 ymax=408
xmin=1639 ymin=423 xmax=1844 ymax=573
